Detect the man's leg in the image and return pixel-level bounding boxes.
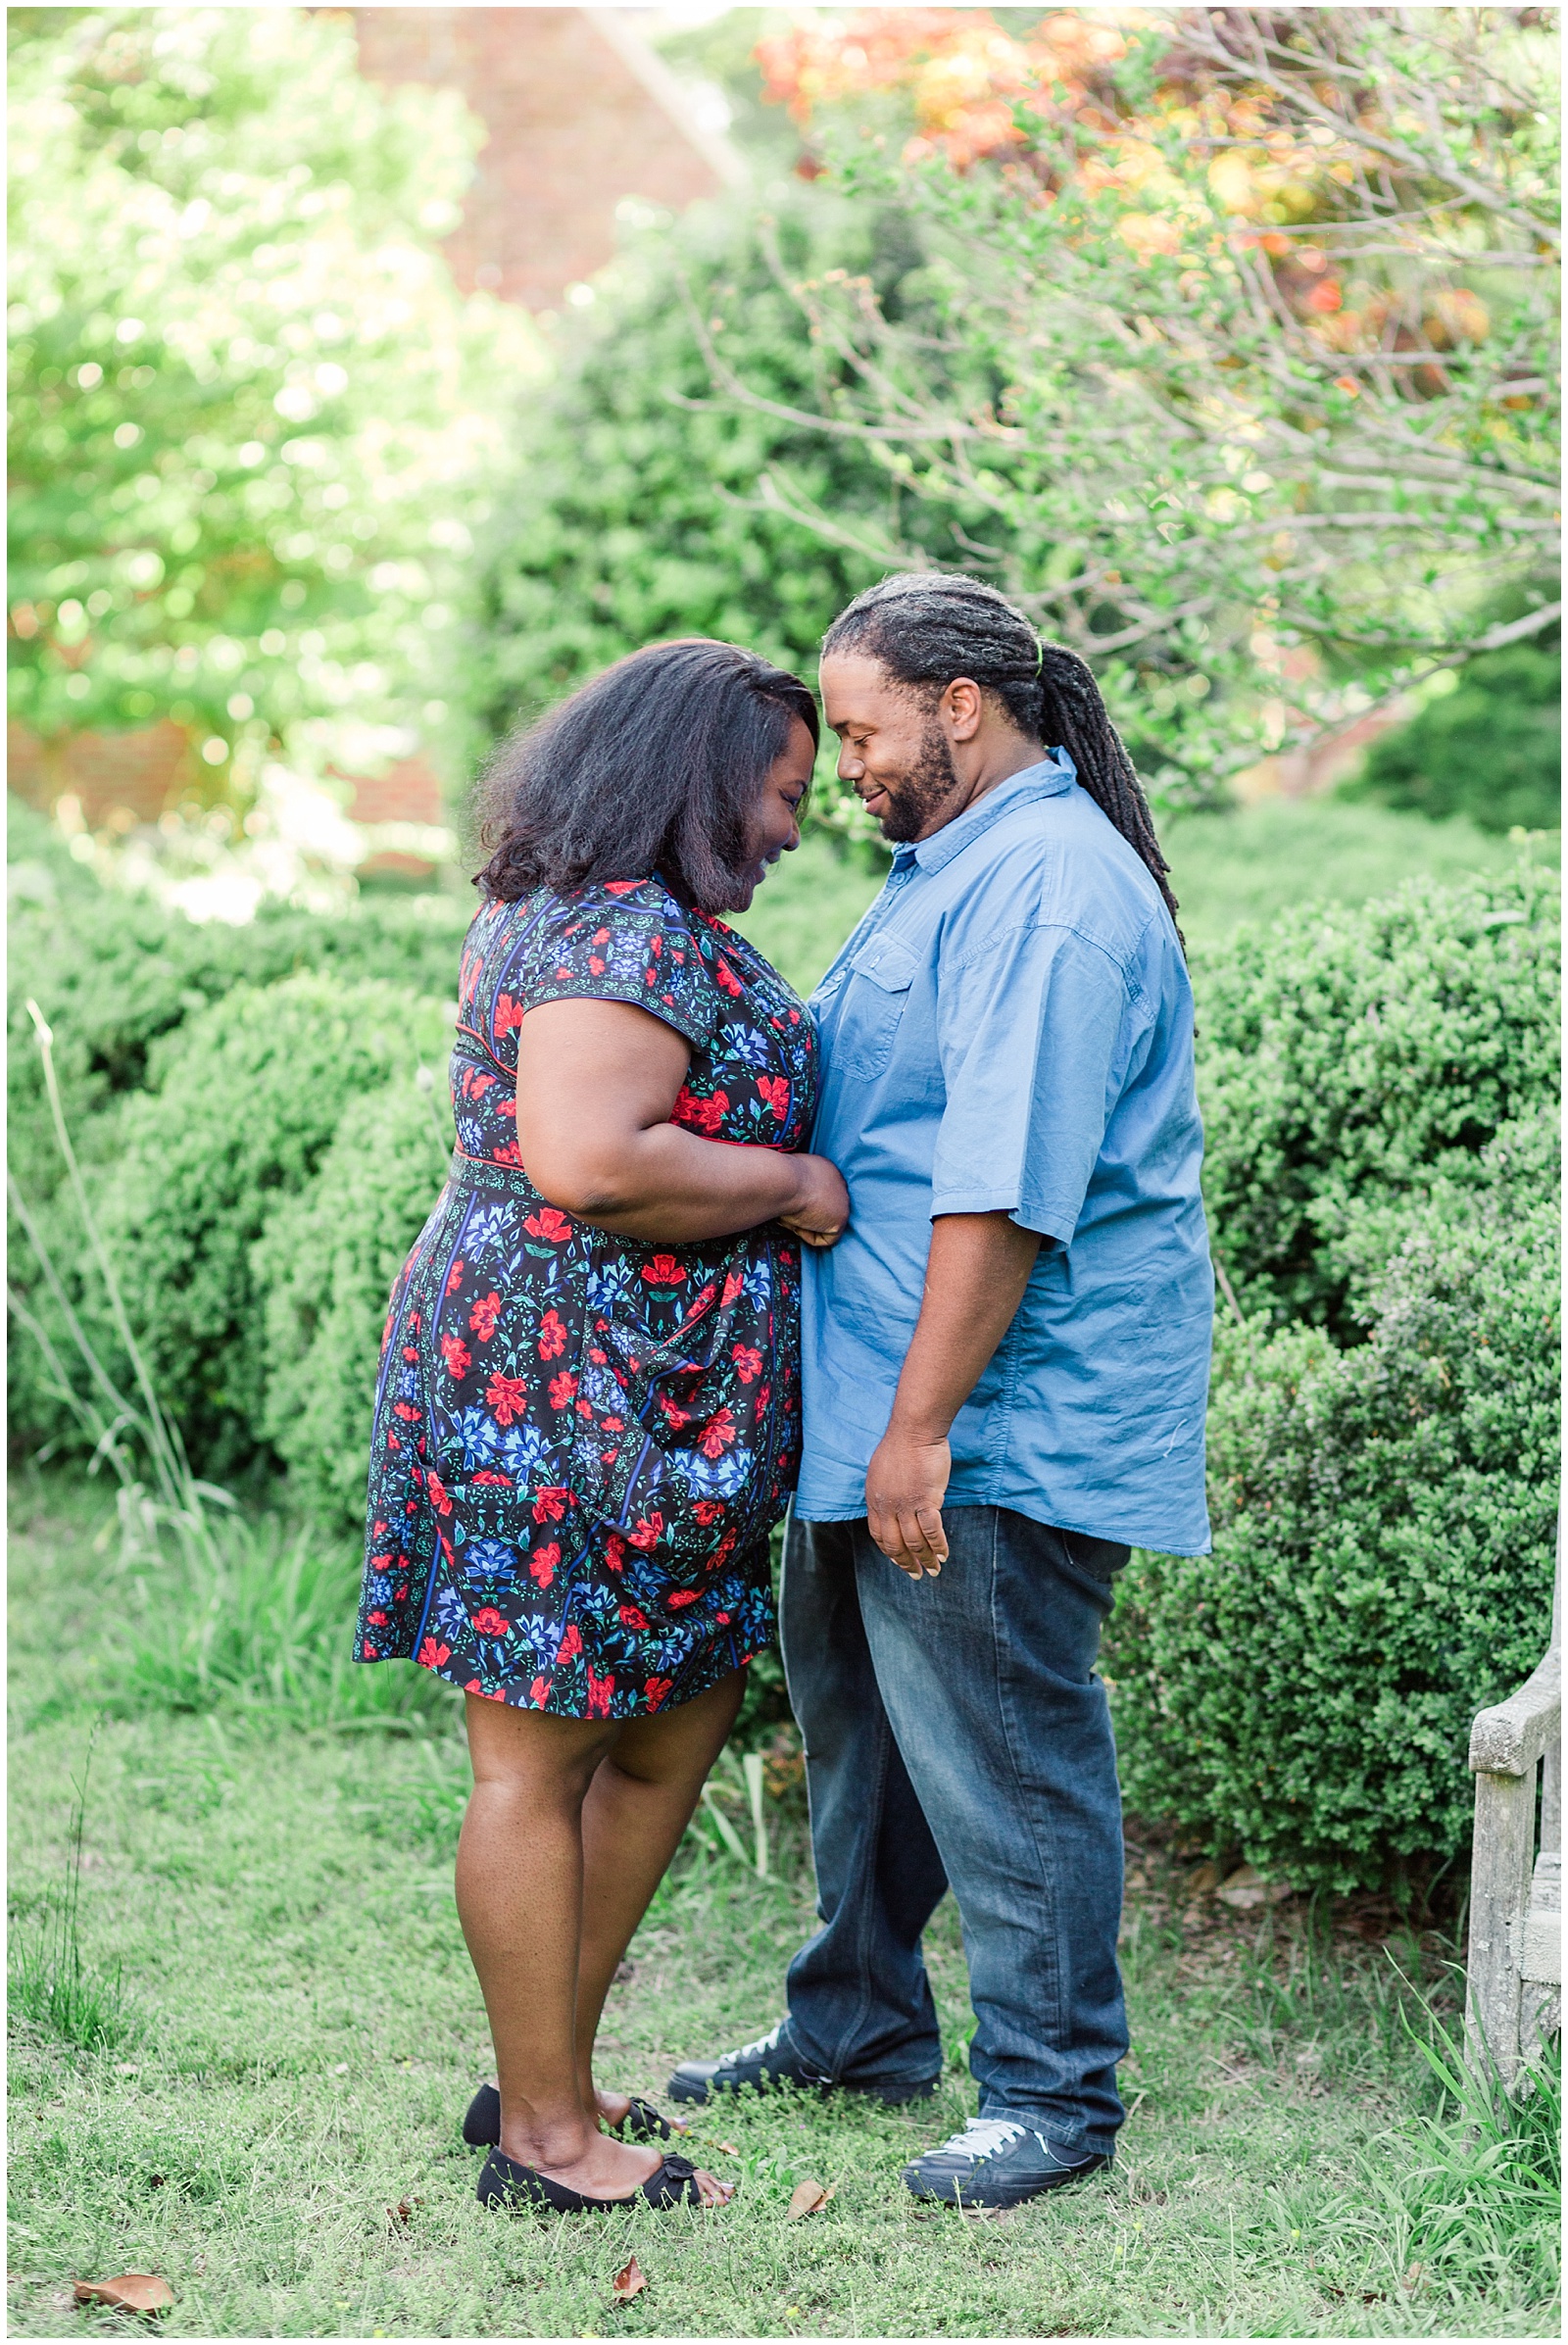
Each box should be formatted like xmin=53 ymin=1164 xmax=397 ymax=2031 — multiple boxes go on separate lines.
xmin=780 ymin=1512 xmax=949 ymax=2089
xmin=854 ymin=1506 xmax=1128 ymax=2164
xmin=666 ymin=1512 xmax=947 ymax=2103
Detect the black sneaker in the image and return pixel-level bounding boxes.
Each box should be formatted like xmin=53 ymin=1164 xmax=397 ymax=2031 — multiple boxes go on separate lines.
xmin=902 ymin=2116 xmax=1110 ymax=2208
xmin=667 ymin=2020 xmax=937 ymax=2108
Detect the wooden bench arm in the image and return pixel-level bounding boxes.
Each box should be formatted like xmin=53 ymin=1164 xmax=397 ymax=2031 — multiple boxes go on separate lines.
xmin=1469 ymin=1646 xmax=1562 ymax=1777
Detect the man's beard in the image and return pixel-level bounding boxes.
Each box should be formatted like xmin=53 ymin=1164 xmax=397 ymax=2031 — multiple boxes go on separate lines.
xmin=874 ymin=719 xmax=959 ymax=843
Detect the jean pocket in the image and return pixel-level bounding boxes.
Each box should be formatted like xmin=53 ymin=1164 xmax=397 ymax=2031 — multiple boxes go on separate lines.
xmin=1061 ymin=1528 xmax=1132 ymax=1586
xmin=835 ymin=936 xmax=918 ymax=1079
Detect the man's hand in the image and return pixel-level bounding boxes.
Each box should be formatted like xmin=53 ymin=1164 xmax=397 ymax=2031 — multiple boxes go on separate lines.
xmin=865 ymin=1422 xmax=952 ymax=1579
xmin=863 ymin=1211 xmax=1043 ymax=1581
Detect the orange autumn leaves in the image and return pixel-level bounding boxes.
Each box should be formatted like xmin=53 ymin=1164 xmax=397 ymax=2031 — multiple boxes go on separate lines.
xmin=757 ymin=7 xmax=1129 ymax=171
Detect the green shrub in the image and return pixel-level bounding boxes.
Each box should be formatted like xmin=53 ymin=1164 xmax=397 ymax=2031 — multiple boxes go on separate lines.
xmin=1345 ymin=637 xmax=1560 ymax=834
xmin=98 ymin=975 xmax=451 ymax=1480
xmin=1195 ymin=866 xmax=1559 ymax=1334
xmin=474 ymin=188 xmax=958 ymax=790
xmin=254 ymin=1078 xmax=451 ymax=1533
xmin=7 ymin=859 xmax=469 ymax=1457
xmin=1106 ymin=1151 xmax=1559 ymax=1891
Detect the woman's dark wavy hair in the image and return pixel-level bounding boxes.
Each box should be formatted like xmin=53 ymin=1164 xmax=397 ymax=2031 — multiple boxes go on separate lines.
xmin=823 ymin=572 xmax=1179 ymax=932
xmin=475 ymin=639 xmax=819 ymax=910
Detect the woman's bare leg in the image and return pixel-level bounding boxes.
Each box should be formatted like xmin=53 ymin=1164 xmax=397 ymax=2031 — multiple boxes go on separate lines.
xmin=456 ymin=1691 xmax=728 ymax=2204
xmin=575 ymin=1669 xmax=747 ymax=2120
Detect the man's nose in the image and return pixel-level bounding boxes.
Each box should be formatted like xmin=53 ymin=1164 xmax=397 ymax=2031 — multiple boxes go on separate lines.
xmin=837 ymin=747 xmax=863 ymax=781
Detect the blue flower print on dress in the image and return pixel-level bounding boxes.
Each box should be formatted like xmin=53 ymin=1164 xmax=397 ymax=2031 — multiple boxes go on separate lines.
xmin=355 ymin=877 xmax=815 ymax=1720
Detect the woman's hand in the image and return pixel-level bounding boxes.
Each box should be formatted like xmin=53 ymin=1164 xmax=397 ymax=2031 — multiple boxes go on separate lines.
xmin=777 ymin=1153 xmax=851 ymax=1250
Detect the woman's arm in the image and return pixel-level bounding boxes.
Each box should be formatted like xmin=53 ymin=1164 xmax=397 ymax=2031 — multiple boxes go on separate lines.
xmin=514 ymin=998 xmax=848 ymax=1247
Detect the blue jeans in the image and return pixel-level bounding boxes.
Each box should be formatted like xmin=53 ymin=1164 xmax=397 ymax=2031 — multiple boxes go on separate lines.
xmin=778 ymin=1506 xmax=1129 ymax=2160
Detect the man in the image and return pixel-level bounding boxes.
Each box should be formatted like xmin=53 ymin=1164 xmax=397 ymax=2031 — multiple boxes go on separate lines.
xmin=667 ymin=575 xmax=1213 ymax=2209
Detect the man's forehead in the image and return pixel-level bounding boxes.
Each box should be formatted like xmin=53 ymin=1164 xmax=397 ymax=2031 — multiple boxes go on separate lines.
xmin=819 ymin=652 xmax=931 ymax=725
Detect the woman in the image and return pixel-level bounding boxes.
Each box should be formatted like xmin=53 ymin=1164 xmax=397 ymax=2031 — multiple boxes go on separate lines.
xmin=354 ymin=641 xmax=848 ymax=2216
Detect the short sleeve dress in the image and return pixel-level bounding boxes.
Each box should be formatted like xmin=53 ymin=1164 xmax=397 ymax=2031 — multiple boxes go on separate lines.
xmin=354 ymin=877 xmax=818 ymax=1719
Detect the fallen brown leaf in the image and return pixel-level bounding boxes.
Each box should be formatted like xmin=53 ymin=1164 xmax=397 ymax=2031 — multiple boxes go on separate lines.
xmin=73 ymin=2275 xmax=174 ymax=2317
xmin=786 ymin=2177 xmax=834 ymax=2220
xmin=710 ymin=2141 xmax=739 ymax=2157
xmin=612 ymin=2255 xmax=647 ymax=2303
xmin=384 ymin=2199 xmax=419 ymax=2230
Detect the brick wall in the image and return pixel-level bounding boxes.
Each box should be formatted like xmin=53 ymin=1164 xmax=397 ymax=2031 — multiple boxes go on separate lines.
xmin=348 ymin=6 xmax=737 ymax=309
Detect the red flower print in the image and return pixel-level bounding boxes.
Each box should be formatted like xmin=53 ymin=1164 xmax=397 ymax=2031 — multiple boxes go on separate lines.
xmin=657 ymin=1392 xmax=692 ymax=1429
xmin=471 ymin=1469 xmax=514 ymax=1488
xmin=756 ymin=1073 xmax=790 ymax=1120
xmin=491 ymin=1140 xmax=522 ymax=1166
xmin=603 ymin=879 xmax=643 ymax=895
xmin=466 ymin=1678 xmax=482 ymax=1693
xmin=363 ymin=1637 xmax=378 ymax=1659
xmin=548 ymin=1370 xmax=579 ymax=1411
xmin=468 ymin=1291 xmax=502 ymax=1341
xmin=424 ymin=1469 xmax=452 ymax=1517
xmin=367 ymin=1609 xmax=388 ymax=1627
xmin=643 ymin=1254 xmax=685 ymax=1287
xmin=692 ymin=1499 xmax=723 ymax=1526
xmin=495 ymin=994 xmax=525 ymax=1035
xmin=532 ymin=1486 xmax=569 ymax=1524
xmin=730 ymin=1343 xmax=762 ymax=1384
xmin=721 ymin=1267 xmax=745 ymax=1306
xmin=587 ymin=1668 xmax=615 ymax=1718
xmin=417 ymin=1637 xmax=452 ymax=1670
xmin=440 ymin=1333 xmax=472 ymax=1380
xmin=672 ymin=1085 xmax=728 ymax=1137
xmin=486 ymin=1373 xmax=527 ymax=1426
xmin=698 ymin=1407 xmax=737 ymax=1460
xmin=604 ymin=1536 xmax=627 ymax=1574
xmin=644 ymin=1677 xmax=674 ymax=1711
xmin=472 ymin=1606 xmax=509 ymax=1637
xmin=618 ymin=1604 xmax=650 ymax=1632
xmin=557 ymin=1621 xmax=583 ymax=1663
xmin=628 ymin=1512 xmax=664 ymax=1552
xmin=575 ymin=1395 xmax=595 ymax=1419
xmin=402 ymin=1345 xmax=418 ymax=1363
xmin=667 ymin=1588 xmax=699 ymax=1609
xmin=445 ymin=1257 xmax=466 ymax=1296
xmin=600 ymin=1414 xmax=624 ymax=1433
xmin=393 ymin=1400 xmax=419 ymax=1423
xmin=523 ymin=1206 xmax=572 ymax=1243
xmin=529 ymin=1676 xmax=550 ymax=1707
xmin=538 ymin=1308 xmax=567 ymax=1360
xmin=712 ymin=955 xmax=744 ymax=998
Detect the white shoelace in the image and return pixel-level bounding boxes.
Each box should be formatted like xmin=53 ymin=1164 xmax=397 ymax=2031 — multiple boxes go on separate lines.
xmin=728 ymin=2020 xmax=786 ymax=2064
xmin=930 ymin=2116 xmax=1035 ymax=2164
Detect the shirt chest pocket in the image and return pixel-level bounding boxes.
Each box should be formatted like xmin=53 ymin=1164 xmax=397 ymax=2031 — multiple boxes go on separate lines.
xmin=835 ymin=935 xmax=919 ymax=1080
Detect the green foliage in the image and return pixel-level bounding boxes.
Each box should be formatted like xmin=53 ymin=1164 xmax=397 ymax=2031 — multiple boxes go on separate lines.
xmin=1194 ymin=866 xmax=1560 ymax=1332
xmin=1346 ymin=639 xmax=1562 ymax=834
xmin=475 ymin=190 xmax=956 ymax=822
xmin=255 ymin=1078 xmax=450 ymax=1534
xmin=7 ymin=5 xmax=526 ymax=773
xmin=7 ymin=853 xmax=468 ymax=1458
xmin=99 ymin=974 xmax=451 ymax=1477
xmin=700 ymin=12 xmax=1558 ymax=795
xmin=1106 ymin=1158 xmax=1559 ymax=1891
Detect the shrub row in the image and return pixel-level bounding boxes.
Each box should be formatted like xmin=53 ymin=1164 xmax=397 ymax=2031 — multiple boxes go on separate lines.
xmin=8 ymin=839 xmax=1560 ymax=1887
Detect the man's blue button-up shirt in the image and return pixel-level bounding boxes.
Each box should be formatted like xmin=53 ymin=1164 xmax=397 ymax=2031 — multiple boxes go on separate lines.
xmin=796 ymin=755 xmax=1213 ymax=1556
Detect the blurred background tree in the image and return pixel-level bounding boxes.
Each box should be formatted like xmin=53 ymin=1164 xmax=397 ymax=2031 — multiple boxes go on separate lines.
xmin=670 ymin=5 xmax=1560 ymax=803
xmin=8 ymin=5 xmax=530 ymax=806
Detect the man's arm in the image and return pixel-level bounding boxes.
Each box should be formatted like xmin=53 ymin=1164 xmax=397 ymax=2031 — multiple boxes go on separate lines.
xmin=865 ymin=1211 xmax=1042 ymax=1578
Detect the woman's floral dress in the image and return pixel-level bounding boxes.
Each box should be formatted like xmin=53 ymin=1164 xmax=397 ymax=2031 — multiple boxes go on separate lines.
xmin=354 ymin=878 xmax=818 ymax=1719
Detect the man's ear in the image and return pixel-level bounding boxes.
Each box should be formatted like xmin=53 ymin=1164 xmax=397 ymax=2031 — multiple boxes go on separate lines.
xmin=942 ymin=677 xmax=985 ymax=742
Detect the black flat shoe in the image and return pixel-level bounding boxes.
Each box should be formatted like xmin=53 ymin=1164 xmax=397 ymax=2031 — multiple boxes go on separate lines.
xmin=463 ymin=2082 xmax=677 ymax=2147
xmin=477 ymin=2147 xmax=705 ymax=2214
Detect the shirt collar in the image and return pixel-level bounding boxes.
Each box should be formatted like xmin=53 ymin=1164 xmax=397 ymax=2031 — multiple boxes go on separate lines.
xmin=892 ymin=751 xmax=1078 ymax=878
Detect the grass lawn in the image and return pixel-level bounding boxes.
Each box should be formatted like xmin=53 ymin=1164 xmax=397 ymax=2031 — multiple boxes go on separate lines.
xmin=733 ymin=803 xmax=1557 ymax=996
xmin=7 ymin=1480 xmax=1558 ymax=2339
